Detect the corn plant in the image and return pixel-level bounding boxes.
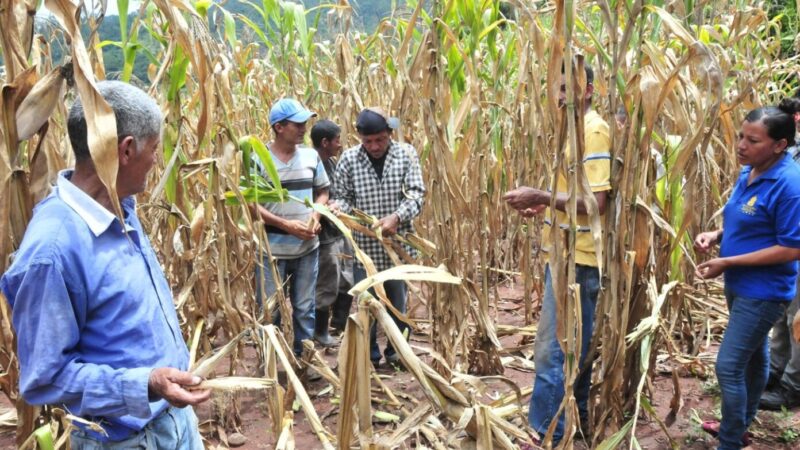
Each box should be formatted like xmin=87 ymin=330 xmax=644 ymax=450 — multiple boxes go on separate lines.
xmin=1 ymin=0 xmax=798 ymax=448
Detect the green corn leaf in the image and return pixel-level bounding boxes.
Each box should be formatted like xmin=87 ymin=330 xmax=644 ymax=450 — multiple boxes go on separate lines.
xmin=595 ymin=418 xmax=633 ymax=450
xmin=194 ymin=0 xmax=212 ymax=17
xmin=224 ymin=187 xmax=289 ymax=205
xmin=121 ymin=42 xmax=141 ymax=82
xmin=33 ymin=425 xmax=54 ymax=450
xmin=374 ymin=410 xmax=401 ymax=423
xmin=167 ymin=46 xmax=190 ymax=102
xmin=238 ymin=135 xmax=284 ymax=201
xmin=117 ymin=0 xmax=129 ymax=41
xmin=290 ymin=2 xmax=310 ymax=54
xmin=221 ymin=7 xmax=237 ymax=47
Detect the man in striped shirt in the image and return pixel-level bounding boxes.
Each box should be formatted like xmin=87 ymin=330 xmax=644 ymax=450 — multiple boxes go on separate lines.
xmin=503 ymin=64 xmax=610 ymax=444
xmin=251 ymin=98 xmax=330 ymax=357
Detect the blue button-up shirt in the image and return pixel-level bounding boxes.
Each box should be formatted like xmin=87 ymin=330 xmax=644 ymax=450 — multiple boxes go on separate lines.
xmin=0 ymin=171 xmax=189 ymax=441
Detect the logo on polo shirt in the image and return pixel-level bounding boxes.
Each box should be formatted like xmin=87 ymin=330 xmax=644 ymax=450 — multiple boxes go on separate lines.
xmin=740 ymin=195 xmax=758 ymax=215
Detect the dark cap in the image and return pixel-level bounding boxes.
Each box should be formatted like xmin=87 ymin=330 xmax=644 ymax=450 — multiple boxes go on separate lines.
xmin=355 ymin=107 xmax=399 ymax=135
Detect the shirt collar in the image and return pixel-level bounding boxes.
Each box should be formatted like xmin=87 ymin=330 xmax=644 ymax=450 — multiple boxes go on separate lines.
xmin=56 ymin=170 xmax=134 ymax=236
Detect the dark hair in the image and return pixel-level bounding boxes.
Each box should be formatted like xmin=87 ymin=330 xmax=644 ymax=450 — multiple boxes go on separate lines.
xmin=560 ymin=61 xmax=594 ymax=84
xmin=270 ymin=119 xmax=290 ymax=133
xmin=744 ymin=97 xmax=800 ymax=147
xmin=310 ymin=120 xmax=341 ymax=148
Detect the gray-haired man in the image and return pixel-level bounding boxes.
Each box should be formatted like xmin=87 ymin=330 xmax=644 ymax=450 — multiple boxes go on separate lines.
xmin=0 ymin=80 xmax=210 ymax=448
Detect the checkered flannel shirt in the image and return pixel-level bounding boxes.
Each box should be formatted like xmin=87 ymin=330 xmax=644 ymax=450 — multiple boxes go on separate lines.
xmin=333 ymin=141 xmax=426 ymax=271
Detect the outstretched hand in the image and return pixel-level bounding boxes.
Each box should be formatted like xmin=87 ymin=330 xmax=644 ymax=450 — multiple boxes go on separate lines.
xmin=148 ymin=368 xmax=210 ymax=408
xmin=503 ymin=187 xmax=547 ymax=211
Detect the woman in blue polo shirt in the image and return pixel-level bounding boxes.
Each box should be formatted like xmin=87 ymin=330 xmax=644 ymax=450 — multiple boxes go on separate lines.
xmin=694 ymin=98 xmax=800 ymax=449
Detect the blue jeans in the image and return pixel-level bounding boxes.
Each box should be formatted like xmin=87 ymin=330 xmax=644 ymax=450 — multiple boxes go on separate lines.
xmin=716 ymin=291 xmax=786 ymax=450
xmin=528 ymin=264 xmax=599 ymax=443
xmin=353 ymin=265 xmax=409 ymax=362
xmin=256 ymin=248 xmax=319 ymax=355
xmin=70 ymin=407 xmax=202 ymax=449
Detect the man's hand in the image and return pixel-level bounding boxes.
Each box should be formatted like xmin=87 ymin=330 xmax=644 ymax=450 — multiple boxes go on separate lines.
xmin=694 ymin=231 xmax=721 ymax=254
xmin=328 ymin=201 xmax=342 ymax=217
xmin=148 ymin=368 xmax=210 ymax=408
xmin=519 ymin=205 xmax=547 ymax=218
xmin=308 ymin=215 xmax=322 ymax=235
xmin=695 ymin=257 xmax=729 ymax=280
xmin=284 ymin=219 xmax=316 ymax=240
xmin=377 ymin=214 xmax=400 ymax=236
xmin=502 ymin=187 xmax=547 ymax=211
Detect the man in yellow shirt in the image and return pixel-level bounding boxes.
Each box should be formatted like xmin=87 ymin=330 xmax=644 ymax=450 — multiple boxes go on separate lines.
xmin=503 ymin=63 xmax=611 ymax=444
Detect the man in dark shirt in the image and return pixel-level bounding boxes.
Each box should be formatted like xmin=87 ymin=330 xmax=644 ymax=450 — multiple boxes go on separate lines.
xmin=310 ymin=120 xmax=353 ymax=345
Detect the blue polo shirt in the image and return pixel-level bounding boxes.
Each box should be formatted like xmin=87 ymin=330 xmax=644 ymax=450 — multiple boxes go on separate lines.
xmin=720 ymin=153 xmax=800 ymax=301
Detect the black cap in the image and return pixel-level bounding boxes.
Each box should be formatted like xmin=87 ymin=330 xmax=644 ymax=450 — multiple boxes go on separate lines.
xmin=356 ymin=107 xmax=398 ymax=135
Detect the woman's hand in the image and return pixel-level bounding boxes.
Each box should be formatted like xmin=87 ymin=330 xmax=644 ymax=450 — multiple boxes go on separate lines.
xmin=696 ymin=258 xmax=729 ymax=279
xmin=694 ymin=230 xmax=721 ymax=254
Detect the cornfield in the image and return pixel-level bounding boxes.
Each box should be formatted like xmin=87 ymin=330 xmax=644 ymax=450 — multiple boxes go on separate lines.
xmin=1 ymin=0 xmax=799 ymax=448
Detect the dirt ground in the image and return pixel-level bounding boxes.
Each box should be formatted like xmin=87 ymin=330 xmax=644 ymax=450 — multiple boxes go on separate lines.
xmin=2 ymin=279 xmax=800 ymax=449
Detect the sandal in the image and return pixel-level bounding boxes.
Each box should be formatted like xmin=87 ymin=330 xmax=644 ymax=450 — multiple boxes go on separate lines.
xmin=701 ymin=421 xmax=753 ymax=446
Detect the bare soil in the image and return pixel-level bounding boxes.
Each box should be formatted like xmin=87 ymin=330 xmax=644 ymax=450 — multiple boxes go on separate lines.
xmin=2 ymin=279 xmax=800 ymax=449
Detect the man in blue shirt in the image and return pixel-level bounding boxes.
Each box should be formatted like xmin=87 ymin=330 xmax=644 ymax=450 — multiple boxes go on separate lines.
xmin=0 ymin=81 xmax=210 ymax=447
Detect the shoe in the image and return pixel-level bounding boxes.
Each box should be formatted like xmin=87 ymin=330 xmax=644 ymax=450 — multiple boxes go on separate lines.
xmin=304 ymin=367 xmax=323 ymax=382
xmin=313 ymin=308 xmax=337 ymax=348
xmin=384 ymin=352 xmax=405 ymax=370
xmin=330 ymin=293 xmax=353 ymax=333
xmin=313 ymin=332 xmax=337 ymax=348
xmin=759 ymin=385 xmax=800 ymax=410
xmin=576 ymin=417 xmax=592 ymax=440
xmin=701 ymin=420 xmax=752 ymax=446
xmin=765 ymin=371 xmax=781 ymax=391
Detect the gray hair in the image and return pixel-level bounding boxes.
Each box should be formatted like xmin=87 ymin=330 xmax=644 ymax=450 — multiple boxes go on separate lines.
xmin=67 ymin=80 xmax=163 ymax=163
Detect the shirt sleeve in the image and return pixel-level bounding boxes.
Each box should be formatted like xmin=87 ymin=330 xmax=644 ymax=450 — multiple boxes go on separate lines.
xmin=333 ymin=153 xmax=355 ymax=214
xmin=583 ymin=125 xmax=612 ymax=193
xmin=395 ymin=147 xmax=426 ymax=223
xmin=9 ymin=261 xmax=153 ymax=419
xmin=775 ymin=194 xmax=800 ymax=248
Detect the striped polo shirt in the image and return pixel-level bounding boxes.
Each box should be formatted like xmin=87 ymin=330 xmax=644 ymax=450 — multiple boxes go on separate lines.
xmin=253 ymin=146 xmax=330 ymax=258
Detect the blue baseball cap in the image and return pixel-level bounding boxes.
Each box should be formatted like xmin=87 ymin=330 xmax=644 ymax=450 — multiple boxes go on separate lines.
xmin=269 ymin=98 xmax=316 ymax=125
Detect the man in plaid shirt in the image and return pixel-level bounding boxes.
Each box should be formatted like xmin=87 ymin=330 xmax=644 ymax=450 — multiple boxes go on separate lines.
xmin=332 ymin=107 xmax=425 ymax=366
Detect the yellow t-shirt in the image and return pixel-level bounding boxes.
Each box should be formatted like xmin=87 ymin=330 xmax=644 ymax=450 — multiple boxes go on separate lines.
xmin=542 ymin=109 xmax=611 ymax=267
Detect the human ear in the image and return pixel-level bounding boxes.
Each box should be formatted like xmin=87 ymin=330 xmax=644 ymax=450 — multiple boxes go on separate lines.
xmin=585 ymin=83 xmax=594 ymax=100
xmin=118 ymin=136 xmax=136 ymax=164
xmin=775 ymin=138 xmax=788 ymax=154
